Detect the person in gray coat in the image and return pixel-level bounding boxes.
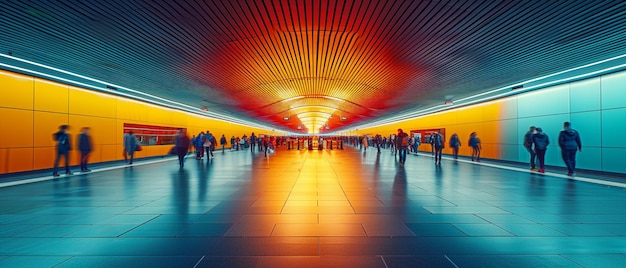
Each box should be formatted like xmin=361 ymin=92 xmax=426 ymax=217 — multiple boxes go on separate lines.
xmin=124 ymin=131 xmax=137 ymax=165
xmin=558 ymin=122 xmax=582 ymax=176
xmin=532 ymin=127 xmax=549 ymax=173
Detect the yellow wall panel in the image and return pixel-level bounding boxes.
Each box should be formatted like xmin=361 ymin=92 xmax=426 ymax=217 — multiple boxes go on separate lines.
xmin=69 ymin=115 xmax=117 ymax=145
xmin=34 ymin=79 xmax=69 ymax=113
xmin=33 ymin=111 xmax=69 ymax=147
xmin=69 ymin=87 xmax=117 ymax=118
xmin=101 ymin=144 xmax=120 ymax=162
xmin=0 ymin=71 xmax=34 ymax=109
xmin=7 ymin=148 xmax=33 ymax=173
xmin=0 ymin=108 xmax=33 ymax=148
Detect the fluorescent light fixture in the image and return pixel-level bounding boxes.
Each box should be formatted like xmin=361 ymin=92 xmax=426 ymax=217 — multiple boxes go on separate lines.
xmin=0 ymin=54 xmax=276 ymax=130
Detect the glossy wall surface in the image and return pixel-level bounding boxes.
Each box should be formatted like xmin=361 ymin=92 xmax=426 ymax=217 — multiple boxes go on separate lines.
xmin=0 ymin=70 xmax=271 ymax=174
xmin=357 ymin=70 xmax=626 ymax=174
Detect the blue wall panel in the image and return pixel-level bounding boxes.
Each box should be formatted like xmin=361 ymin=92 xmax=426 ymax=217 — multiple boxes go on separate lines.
xmin=517 ymin=84 xmax=570 ymax=118
xmin=570 ymin=111 xmax=601 ymax=147
xmin=601 ymin=71 xmax=626 ymax=110
xmin=601 ymin=108 xmax=626 ymax=148
xmin=570 ymin=77 xmax=601 ymax=113
xmin=602 ymin=148 xmax=626 ymax=174
xmin=576 ymin=147 xmax=601 ymax=171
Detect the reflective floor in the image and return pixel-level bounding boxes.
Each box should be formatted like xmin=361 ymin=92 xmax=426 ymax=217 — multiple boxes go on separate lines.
xmin=1 ymin=146 xmax=626 ymax=267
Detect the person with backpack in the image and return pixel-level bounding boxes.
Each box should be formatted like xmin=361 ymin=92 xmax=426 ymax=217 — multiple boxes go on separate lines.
xmin=532 ymin=127 xmax=549 ymax=173
xmin=52 ymin=125 xmax=73 ymax=176
xmin=205 ymin=130 xmax=215 ymax=159
xmin=124 ymin=131 xmax=137 ymax=165
xmin=432 ymin=131 xmax=444 ymax=165
xmin=396 ymin=128 xmax=409 ymax=166
xmin=449 ymin=133 xmax=461 ymax=159
xmin=559 ymin=121 xmax=582 ymax=176
xmin=469 ymin=132 xmax=482 ymax=162
xmin=195 ymin=132 xmax=205 ymax=159
xmin=524 ymin=126 xmax=537 ymax=171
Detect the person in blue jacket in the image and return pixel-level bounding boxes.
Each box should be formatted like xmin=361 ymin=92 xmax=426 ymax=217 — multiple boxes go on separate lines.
xmin=532 ymin=127 xmax=549 ymax=173
xmin=559 ymin=122 xmax=582 ymax=176
xmin=52 ymin=125 xmax=72 ymax=176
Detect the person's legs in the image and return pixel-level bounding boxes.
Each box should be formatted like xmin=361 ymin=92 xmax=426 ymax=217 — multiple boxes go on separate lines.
xmin=63 ymin=151 xmax=71 ymax=174
xmin=129 ymin=152 xmax=134 ymax=164
xmin=436 ymin=147 xmax=442 ymax=163
xmin=536 ymin=149 xmax=546 ymax=172
xmin=53 ymin=151 xmax=61 ymax=175
xmin=526 ymin=146 xmax=536 ymax=170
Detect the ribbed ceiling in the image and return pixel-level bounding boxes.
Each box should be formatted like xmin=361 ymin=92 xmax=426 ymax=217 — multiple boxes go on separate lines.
xmin=1 ymin=1 xmax=625 ymax=132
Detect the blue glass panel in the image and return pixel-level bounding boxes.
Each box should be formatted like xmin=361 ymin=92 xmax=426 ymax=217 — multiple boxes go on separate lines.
xmin=576 ymin=147 xmax=601 ymax=171
xmin=570 ymin=77 xmax=601 ymax=112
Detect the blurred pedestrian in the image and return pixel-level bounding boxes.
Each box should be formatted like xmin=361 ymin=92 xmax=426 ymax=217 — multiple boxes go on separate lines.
xmin=559 ymin=122 xmax=582 ymax=176
xmin=175 ymin=128 xmax=191 ymax=168
xmin=469 ymin=132 xmax=481 ymax=162
xmin=78 ymin=127 xmax=93 ymax=172
xmin=524 ymin=126 xmax=537 ymax=171
xmin=124 ymin=131 xmax=137 ymax=165
xmin=52 ymin=125 xmax=72 ymax=176
xmin=532 ymin=127 xmax=549 ymax=173
xmin=449 ymin=133 xmax=460 ymax=159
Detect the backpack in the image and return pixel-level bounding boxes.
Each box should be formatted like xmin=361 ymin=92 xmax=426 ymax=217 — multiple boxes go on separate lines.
xmin=400 ymin=134 xmax=409 ymax=146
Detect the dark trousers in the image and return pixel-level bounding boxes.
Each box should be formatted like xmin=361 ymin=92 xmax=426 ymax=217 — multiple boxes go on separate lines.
xmin=452 ymin=146 xmax=459 ymax=159
xmin=205 ymin=146 xmax=213 ymax=158
xmin=562 ymin=149 xmax=577 ymax=173
xmin=535 ymin=149 xmax=546 ymax=170
xmin=434 ymin=147 xmax=443 ymax=163
xmin=176 ymin=147 xmax=187 ymax=167
xmin=471 ymin=146 xmax=480 ymax=161
xmin=525 ymin=146 xmax=536 ymax=168
xmin=251 ymin=143 xmax=256 ymax=152
xmin=53 ymin=150 xmax=70 ymax=174
xmin=398 ymin=146 xmax=407 ymax=164
xmin=80 ymin=151 xmax=90 ymax=170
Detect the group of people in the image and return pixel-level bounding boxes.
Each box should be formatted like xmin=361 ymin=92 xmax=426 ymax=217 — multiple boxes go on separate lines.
xmin=523 ymin=121 xmax=582 ymax=176
xmin=52 ymin=125 xmax=93 ymax=177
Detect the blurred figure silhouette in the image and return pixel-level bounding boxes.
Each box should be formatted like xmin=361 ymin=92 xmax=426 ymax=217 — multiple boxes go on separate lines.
xmin=124 ymin=131 xmax=138 ymax=165
xmin=175 ymin=128 xmax=191 ymax=168
xmin=78 ymin=127 xmax=93 ymax=172
xmin=52 ymin=125 xmax=72 ymax=177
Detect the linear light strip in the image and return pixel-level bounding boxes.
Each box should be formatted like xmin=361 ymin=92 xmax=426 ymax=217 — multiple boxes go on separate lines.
xmin=349 ymin=56 xmax=626 ymax=131
xmin=0 ymin=55 xmax=276 ymax=129
xmin=0 ymin=61 xmax=272 ymax=130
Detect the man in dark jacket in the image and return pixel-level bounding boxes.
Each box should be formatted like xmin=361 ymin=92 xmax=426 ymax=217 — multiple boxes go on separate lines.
xmin=559 ymin=122 xmax=582 ymax=176
xmin=53 ymin=125 xmax=72 ymax=177
xmin=524 ymin=126 xmax=537 ymax=171
xmin=78 ymin=127 xmax=93 ymax=172
xmin=532 ymin=127 xmax=549 ymax=173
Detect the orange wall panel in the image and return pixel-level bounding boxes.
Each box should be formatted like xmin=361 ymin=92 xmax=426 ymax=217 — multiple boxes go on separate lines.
xmin=33 ymin=111 xmax=69 ymax=147
xmin=0 ymin=108 xmax=33 ymax=148
xmin=101 ymin=144 xmax=120 ymax=162
xmin=0 ymin=71 xmax=34 ymax=110
xmin=69 ymin=115 xmax=117 ymax=145
xmin=7 ymin=148 xmax=33 ymax=173
xmin=33 ymin=147 xmax=55 ymax=171
xmin=0 ymin=149 xmax=7 ymax=174
xmin=34 ymin=79 xmax=69 ymax=113
xmin=69 ymin=87 xmax=117 ymax=118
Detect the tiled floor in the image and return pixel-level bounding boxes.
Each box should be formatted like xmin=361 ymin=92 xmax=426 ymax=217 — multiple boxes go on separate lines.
xmin=1 ymin=146 xmax=626 ymax=267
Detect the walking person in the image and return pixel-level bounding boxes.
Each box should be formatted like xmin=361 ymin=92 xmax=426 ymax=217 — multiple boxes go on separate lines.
xmin=52 ymin=125 xmax=73 ymax=176
xmin=174 ymin=128 xmax=191 ymax=168
xmin=559 ymin=122 xmax=582 ymax=176
xmin=220 ymin=134 xmax=227 ymax=153
xmin=469 ymin=132 xmax=481 ymax=162
xmin=124 ymin=131 xmax=137 ymax=165
xmin=449 ymin=133 xmax=461 ymax=159
xmin=431 ymin=131 xmax=444 ymax=165
xmin=205 ymin=131 xmax=215 ymax=159
xmin=362 ymin=135 xmax=369 ymax=152
xmin=250 ymin=132 xmax=257 ymax=152
xmin=532 ymin=127 xmax=549 ymax=173
xmin=524 ymin=126 xmax=537 ymax=171
xmin=396 ymin=129 xmax=409 ymax=166
xmin=78 ymin=127 xmax=93 ymax=172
